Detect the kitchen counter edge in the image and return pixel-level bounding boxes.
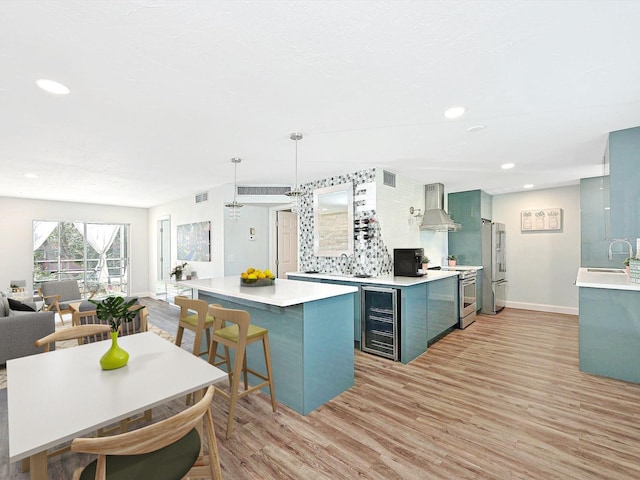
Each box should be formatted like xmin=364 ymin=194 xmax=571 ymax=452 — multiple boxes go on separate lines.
xmin=287 ymin=270 xmax=459 ymax=286
xmin=575 ymin=267 xmax=640 ymax=291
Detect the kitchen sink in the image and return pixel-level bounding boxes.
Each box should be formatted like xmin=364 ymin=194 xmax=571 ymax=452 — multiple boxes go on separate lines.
xmin=586 ymin=268 xmax=626 ymax=273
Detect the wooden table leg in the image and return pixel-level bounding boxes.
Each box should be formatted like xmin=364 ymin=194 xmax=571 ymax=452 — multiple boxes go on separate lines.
xmin=30 ymin=451 xmax=48 ymax=480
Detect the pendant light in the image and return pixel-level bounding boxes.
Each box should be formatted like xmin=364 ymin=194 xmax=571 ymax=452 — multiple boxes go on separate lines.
xmin=285 ymin=132 xmax=304 ymax=214
xmin=225 ymin=158 xmax=244 ymax=221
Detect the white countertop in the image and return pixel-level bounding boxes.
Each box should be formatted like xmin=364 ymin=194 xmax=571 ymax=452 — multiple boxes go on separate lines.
xmin=180 ymin=276 xmax=358 ymax=307
xmin=575 ymin=267 xmax=640 ymax=291
xmin=287 ymin=270 xmax=459 ymax=287
xmin=441 ymin=265 xmax=483 ymax=271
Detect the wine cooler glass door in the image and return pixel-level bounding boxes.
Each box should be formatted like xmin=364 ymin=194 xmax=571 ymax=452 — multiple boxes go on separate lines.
xmin=361 ymin=286 xmax=399 ymax=360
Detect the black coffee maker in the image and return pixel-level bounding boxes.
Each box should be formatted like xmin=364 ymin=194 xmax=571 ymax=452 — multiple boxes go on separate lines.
xmin=393 ymin=248 xmax=424 ymax=277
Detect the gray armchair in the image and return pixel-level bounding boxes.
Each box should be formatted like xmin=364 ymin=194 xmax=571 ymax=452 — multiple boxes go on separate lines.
xmin=39 ymin=280 xmax=93 ymax=325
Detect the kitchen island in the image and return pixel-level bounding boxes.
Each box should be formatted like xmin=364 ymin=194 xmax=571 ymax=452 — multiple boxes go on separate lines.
xmin=288 ymin=271 xmax=459 ymax=363
xmin=179 ymin=276 xmax=357 ymax=415
xmin=575 ymin=267 xmax=640 ymax=383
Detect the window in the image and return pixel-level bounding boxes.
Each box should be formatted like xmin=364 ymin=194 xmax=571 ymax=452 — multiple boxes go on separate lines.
xmin=33 ymin=221 xmax=130 ymax=297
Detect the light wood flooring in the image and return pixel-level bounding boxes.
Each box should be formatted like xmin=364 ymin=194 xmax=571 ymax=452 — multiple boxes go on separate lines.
xmin=12 ymin=301 xmax=640 ymax=479
xmin=141 ymin=299 xmax=640 ymax=479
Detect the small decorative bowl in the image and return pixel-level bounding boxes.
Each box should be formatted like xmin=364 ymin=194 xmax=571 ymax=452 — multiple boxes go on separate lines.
xmin=240 ymin=278 xmax=275 ymax=287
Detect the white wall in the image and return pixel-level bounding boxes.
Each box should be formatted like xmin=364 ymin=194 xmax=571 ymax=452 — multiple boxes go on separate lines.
xmin=0 ymin=196 xmax=149 ymax=296
xmin=492 ymin=185 xmax=580 ymax=315
xmin=148 ymin=186 xmax=226 ymax=289
xmin=376 ymin=171 xmax=448 ymax=266
xmin=147 ymin=184 xmax=272 ymax=289
xmin=224 ymin=205 xmax=270 ymax=276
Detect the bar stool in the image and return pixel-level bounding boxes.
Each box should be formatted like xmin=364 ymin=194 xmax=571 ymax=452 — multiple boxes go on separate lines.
xmin=207 ymin=304 xmax=277 ymax=439
xmin=174 ymin=296 xmax=216 ymax=357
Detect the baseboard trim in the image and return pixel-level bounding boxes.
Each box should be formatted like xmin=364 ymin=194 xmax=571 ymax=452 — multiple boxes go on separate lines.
xmin=505 ymin=301 xmax=578 ymax=316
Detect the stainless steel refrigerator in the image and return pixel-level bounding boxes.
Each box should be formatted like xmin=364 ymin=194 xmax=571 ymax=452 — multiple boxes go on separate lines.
xmin=481 ymin=219 xmax=507 ymax=314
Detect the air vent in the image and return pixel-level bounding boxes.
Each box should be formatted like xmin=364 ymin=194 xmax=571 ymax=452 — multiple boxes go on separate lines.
xmin=383 ymin=170 xmax=396 ymax=187
xmin=195 ymin=192 xmax=208 ymax=203
xmin=237 ymin=186 xmax=292 ymax=196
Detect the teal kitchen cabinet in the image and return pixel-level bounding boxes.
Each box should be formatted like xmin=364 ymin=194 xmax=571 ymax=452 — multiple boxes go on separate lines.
xmin=580 ymin=176 xmax=617 ymax=267
xmin=319 ymin=278 xmax=362 ymax=346
xmin=426 ymin=275 xmax=458 ymax=344
xmin=289 ymin=274 xmax=458 ymax=364
xmin=448 ymin=190 xmax=492 ymax=266
xmin=609 ymin=126 xmax=640 ymax=241
xmin=579 ymin=286 xmax=640 ymax=383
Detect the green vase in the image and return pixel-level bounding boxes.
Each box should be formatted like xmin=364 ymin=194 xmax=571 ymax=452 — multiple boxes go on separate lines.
xmin=100 ymin=331 xmax=129 ymax=370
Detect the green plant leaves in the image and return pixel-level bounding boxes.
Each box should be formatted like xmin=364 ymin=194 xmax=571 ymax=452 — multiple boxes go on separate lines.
xmin=88 ymin=296 xmax=141 ymax=332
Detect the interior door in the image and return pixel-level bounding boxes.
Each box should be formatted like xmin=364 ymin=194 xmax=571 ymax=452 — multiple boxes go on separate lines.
xmin=276 ymin=211 xmax=298 ymax=278
xmin=157 ymin=218 xmax=171 ymax=297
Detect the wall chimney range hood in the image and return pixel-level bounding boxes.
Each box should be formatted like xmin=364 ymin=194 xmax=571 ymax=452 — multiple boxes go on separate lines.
xmin=419 ymin=183 xmax=461 ymax=232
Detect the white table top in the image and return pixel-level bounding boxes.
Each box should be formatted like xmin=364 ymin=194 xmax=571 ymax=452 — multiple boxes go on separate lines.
xmin=181 ymin=276 xmax=358 ymax=307
xmin=8 ymin=332 xmax=227 ymax=462
xmin=575 ymin=267 xmax=640 ymax=291
xmin=287 ymin=269 xmax=460 ymax=287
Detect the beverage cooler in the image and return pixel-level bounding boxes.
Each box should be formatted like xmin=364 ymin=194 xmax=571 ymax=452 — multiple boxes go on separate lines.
xmin=361 ymin=286 xmax=399 ymax=360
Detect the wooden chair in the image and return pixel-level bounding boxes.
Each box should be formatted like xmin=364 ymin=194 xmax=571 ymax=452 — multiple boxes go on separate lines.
xmin=71 ymin=385 xmax=222 ymax=480
xmin=72 ymin=305 xmax=148 ymax=340
xmin=39 ymin=280 xmax=94 ymax=325
xmin=34 ymin=324 xmax=112 ymax=351
xmin=174 ymin=296 xmax=215 ymax=357
xmin=207 ymin=305 xmax=277 ymax=439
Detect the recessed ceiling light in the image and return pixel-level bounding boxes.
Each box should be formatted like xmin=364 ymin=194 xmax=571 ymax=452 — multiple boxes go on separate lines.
xmin=24 ymin=173 xmax=39 ymax=179
xmin=36 ymin=78 xmax=70 ymax=95
xmin=443 ymin=106 xmax=466 ymax=119
xmin=467 ymin=125 xmax=486 ymax=132
xmin=501 ymin=163 xmax=515 ymax=170
xmin=523 ymin=184 xmax=534 ymax=189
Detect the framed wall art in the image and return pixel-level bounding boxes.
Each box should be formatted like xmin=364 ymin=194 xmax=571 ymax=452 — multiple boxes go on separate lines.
xmin=177 ymin=221 xmax=211 ymax=261
xmin=521 ymin=208 xmax=562 ymax=232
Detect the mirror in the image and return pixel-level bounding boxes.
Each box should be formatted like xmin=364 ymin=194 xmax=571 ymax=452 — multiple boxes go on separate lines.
xmin=313 ymin=182 xmax=354 ymax=256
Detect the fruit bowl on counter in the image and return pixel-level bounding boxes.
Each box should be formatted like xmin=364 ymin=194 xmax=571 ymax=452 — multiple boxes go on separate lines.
xmin=240 ymin=267 xmax=276 ymax=287
xmin=241 ymin=278 xmax=275 ymax=287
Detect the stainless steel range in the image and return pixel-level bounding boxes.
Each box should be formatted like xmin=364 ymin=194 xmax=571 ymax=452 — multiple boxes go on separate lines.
xmin=456 ymin=269 xmax=478 ymax=328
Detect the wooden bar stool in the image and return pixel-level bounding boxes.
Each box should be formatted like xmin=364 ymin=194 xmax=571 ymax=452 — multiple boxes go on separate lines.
xmin=207 ymin=305 xmax=277 ymax=439
xmin=174 ymin=296 xmax=216 ymax=357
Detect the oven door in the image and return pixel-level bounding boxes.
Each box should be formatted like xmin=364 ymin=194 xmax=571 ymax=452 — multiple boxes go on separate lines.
xmin=459 ymin=276 xmax=477 ymax=328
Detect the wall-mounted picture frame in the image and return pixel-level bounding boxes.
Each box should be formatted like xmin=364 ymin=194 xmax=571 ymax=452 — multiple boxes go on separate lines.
xmin=177 ymin=221 xmax=211 ymax=261
xmin=521 ymin=208 xmax=562 ymax=232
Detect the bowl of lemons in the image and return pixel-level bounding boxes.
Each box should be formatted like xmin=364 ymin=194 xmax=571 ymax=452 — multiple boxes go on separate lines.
xmin=240 ymin=267 xmax=276 ymax=287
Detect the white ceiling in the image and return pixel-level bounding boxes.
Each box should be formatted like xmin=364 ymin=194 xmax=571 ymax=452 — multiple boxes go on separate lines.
xmin=1 ymin=0 xmax=639 ymax=208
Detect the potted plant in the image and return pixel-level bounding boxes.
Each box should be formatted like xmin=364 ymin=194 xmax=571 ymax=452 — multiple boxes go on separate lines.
xmin=448 ymin=254 xmax=457 ymax=267
xmin=170 ymin=262 xmax=188 ymax=281
xmin=421 ymin=255 xmax=430 ymax=271
xmin=624 ymin=257 xmax=632 ymax=275
xmin=89 ymin=296 xmax=142 ymax=370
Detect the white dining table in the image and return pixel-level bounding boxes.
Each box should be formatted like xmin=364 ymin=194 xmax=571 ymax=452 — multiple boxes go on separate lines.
xmin=7 ymin=331 xmax=227 ymax=480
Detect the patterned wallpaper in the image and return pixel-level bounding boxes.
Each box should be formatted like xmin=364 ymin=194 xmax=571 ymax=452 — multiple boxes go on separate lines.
xmin=298 ymin=168 xmax=393 ymax=276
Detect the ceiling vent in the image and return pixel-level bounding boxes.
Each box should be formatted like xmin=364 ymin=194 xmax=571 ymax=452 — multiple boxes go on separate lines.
xmin=419 ymin=183 xmax=461 ymax=232
xmin=195 ymin=192 xmax=208 ymax=203
xmin=237 ymin=186 xmax=292 ymax=196
xmin=383 ymin=170 xmax=396 ymax=187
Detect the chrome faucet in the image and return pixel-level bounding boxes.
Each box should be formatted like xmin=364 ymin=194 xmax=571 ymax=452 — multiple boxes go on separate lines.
xmin=340 ymin=253 xmax=352 ymax=275
xmin=608 ymin=239 xmax=633 ymax=260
